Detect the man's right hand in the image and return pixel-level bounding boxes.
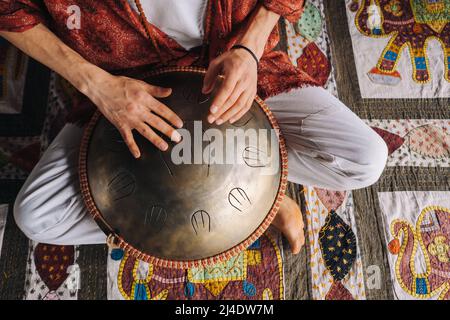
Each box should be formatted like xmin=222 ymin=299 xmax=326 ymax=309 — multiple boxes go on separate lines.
xmin=86 ymin=74 xmax=183 ymax=158
xmin=0 ymin=25 xmax=183 ymax=159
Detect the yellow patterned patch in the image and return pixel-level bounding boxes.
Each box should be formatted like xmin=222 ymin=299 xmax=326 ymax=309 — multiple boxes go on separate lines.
xmin=246 ymin=250 xmax=262 ymax=266
xmin=203 ymin=281 xmax=229 ymax=297
xmin=262 ymin=288 xmax=273 ymax=300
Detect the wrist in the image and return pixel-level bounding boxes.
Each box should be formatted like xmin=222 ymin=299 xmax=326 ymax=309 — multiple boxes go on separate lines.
xmin=68 ymin=61 xmax=111 ymax=99
xmin=231 ymin=44 xmax=259 ymax=66
xmin=238 ymin=5 xmax=280 ymax=59
xmin=237 ymin=34 xmax=266 ymax=60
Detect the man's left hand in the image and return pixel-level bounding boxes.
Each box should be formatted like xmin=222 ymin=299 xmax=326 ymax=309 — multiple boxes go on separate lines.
xmin=202 ymin=48 xmax=258 ymax=125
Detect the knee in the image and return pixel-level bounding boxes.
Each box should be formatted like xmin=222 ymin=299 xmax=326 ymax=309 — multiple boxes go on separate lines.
xmin=14 ymin=191 xmax=45 ymax=242
xmin=344 ymin=131 xmax=388 ymax=190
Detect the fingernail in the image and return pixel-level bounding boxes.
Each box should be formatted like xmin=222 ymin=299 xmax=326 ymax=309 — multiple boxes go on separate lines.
xmin=160 ymin=142 xmax=168 ymax=151
xmin=177 ymin=121 xmax=183 ymax=129
xmin=134 ymin=152 xmax=141 ymax=159
xmin=171 ymin=131 xmax=182 ymax=143
xmin=216 ymin=119 xmax=224 ymax=125
xmin=207 ymin=115 xmax=215 ymax=124
xmin=229 ymin=118 xmax=236 ymax=124
xmin=210 ymin=105 xmax=218 ymax=114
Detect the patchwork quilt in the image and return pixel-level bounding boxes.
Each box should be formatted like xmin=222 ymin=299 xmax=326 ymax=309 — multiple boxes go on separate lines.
xmin=0 ymin=0 xmax=449 ymax=300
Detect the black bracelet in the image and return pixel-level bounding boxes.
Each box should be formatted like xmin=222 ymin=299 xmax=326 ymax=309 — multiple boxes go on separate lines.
xmin=231 ymin=44 xmax=259 ymax=66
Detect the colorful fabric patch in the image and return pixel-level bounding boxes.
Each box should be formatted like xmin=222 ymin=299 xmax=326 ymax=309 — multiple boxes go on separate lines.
xmin=346 ymin=0 xmax=450 ymax=98
xmin=411 ymin=0 xmax=449 ymax=33
xmin=188 ymin=252 xmax=246 ymax=283
xmin=294 ymin=2 xmax=323 ymax=42
xmin=367 ymin=119 xmax=450 ymax=167
xmin=107 ymin=230 xmax=284 ymax=300
xmin=319 ymin=211 xmax=357 ymax=281
xmin=378 ymin=191 xmax=450 ymax=300
xmin=286 ymin=0 xmax=338 ymax=97
xmin=24 ymin=242 xmax=79 ymax=300
xmin=304 ymin=187 xmax=366 ymax=300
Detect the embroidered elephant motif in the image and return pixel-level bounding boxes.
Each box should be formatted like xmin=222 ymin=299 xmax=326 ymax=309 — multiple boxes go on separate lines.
xmin=115 ymin=235 xmax=283 ymax=300
xmin=350 ymin=0 xmax=450 ymax=85
xmin=388 ymin=206 xmax=450 ymax=300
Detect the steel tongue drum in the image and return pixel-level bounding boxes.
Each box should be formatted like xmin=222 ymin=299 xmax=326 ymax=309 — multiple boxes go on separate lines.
xmin=79 ymin=67 xmax=288 ymax=268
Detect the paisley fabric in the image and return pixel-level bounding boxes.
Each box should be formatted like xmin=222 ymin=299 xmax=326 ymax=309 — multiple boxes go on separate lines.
xmin=0 ymin=0 xmax=318 ymax=117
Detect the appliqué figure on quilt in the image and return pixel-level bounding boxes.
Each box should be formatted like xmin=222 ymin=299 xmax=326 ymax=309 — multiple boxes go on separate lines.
xmin=109 ymin=232 xmax=283 ymax=300
xmin=388 ymin=206 xmax=450 ymax=299
xmin=24 ymin=243 xmax=79 ymax=300
xmin=368 ymin=119 xmax=450 ymax=167
xmin=303 ymin=187 xmax=367 ymax=300
xmin=349 ymin=0 xmax=450 ymax=85
xmin=374 ymin=124 xmax=450 ymax=158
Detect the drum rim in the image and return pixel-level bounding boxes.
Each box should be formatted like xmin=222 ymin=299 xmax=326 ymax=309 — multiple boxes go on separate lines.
xmin=78 ymin=66 xmax=288 ymax=269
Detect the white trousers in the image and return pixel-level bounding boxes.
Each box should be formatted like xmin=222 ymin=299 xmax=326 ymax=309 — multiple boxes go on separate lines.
xmin=14 ymin=86 xmax=388 ymax=245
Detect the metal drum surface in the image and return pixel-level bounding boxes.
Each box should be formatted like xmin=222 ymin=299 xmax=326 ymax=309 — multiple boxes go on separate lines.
xmin=79 ymin=67 xmax=288 ymax=268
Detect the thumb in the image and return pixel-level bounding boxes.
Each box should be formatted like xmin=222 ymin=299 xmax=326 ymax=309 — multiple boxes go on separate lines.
xmin=148 ymin=85 xmax=172 ymax=98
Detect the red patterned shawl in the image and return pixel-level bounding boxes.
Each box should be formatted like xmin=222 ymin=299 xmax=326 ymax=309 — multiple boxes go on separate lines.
xmin=0 ymin=1 xmax=320 ymax=106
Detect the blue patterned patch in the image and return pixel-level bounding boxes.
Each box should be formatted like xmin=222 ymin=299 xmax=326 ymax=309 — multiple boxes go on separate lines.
xmin=134 ymin=283 xmax=148 ymax=300
xmin=110 ymin=248 xmax=124 ymax=261
xmin=243 ymin=280 xmax=256 ymax=297
xmin=384 ymin=50 xmax=398 ymax=61
xmin=184 ymin=282 xmax=195 ymax=298
xmin=372 ymin=28 xmax=382 ymax=35
xmin=248 ymin=239 xmax=261 ymax=250
xmin=415 ymin=278 xmax=428 ymax=295
xmin=414 ymin=57 xmax=427 ymax=70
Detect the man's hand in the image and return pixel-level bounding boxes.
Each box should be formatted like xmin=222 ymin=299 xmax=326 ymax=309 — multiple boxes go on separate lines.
xmin=0 ymin=25 xmax=183 ymax=159
xmin=88 ymin=74 xmax=183 ymax=158
xmin=202 ymin=48 xmax=258 ymax=125
xmin=201 ymin=5 xmax=280 ymax=125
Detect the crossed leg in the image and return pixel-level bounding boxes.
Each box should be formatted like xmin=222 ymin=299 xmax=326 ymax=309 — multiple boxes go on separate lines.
xmin=266 ymin=86 xmax=388 ymax=254
xmin=14 ymin=86 xmax=387 ymax=254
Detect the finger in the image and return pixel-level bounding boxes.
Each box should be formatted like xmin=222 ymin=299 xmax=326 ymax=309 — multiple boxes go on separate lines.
xmin=146 ymin=85 xmax=172 ymax=98
xmin=215 ymin=90 xmax=249 ymax=124
xmin=210 ymin=72 xmax=240 ymax=112
xmin=210 ymin=81 xmax=246 ymax=124
xmin=120 ymin=127 xmax=141 ymax=158
xmin=208 ymin=73 xmax=240 ymax=120
xmin=144 ymin=113 xmax=182 ymax=143
xmin=202 ymin=58 xmax=222 ymax=94
xmin=136 ymin=124 xmax=169 ymax=151
xmin=149 ymin=99 xmax=183 ymax=129
xmin=229 ymin=96 xmax=254 ymax=124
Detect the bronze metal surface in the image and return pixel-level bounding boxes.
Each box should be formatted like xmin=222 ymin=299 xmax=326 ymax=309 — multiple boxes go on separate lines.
xmin=81 ymin=68 xmax=284 ymax=264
